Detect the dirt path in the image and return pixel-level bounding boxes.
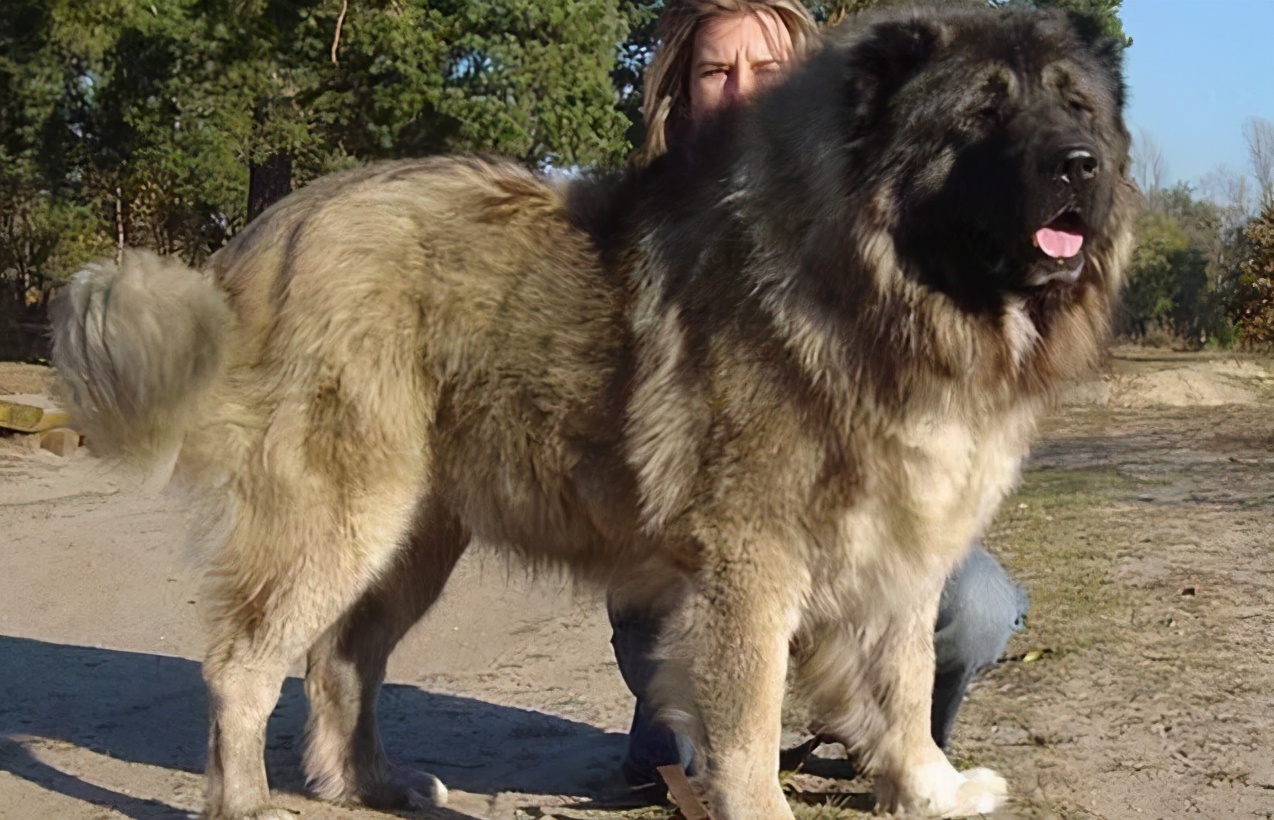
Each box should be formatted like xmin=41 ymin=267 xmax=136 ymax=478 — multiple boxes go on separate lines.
xmin=953 ymin=350 xmax=1274 ymax=820
xmin=1 ymin=350 xmax=1271 ymax=819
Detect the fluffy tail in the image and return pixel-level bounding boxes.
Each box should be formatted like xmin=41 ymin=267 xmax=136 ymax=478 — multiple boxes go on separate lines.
xmin=51 ymin=249 xmax=234 ymax=466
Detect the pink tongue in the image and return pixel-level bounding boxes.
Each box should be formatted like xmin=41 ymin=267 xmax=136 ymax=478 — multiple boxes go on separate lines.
xmin=1035 ymin=227 xmax=1084 ymax=259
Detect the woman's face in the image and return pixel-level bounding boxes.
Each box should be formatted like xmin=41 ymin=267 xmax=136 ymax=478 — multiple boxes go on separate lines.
xmin=688 ymin=10 xmax=795 ymax=125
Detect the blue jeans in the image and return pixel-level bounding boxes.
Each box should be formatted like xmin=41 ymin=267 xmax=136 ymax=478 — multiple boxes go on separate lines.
xmin=609 ymin=542 xmax=1027 ymax=782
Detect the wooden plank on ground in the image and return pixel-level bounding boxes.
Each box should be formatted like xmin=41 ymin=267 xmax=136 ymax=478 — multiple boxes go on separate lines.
xmin=0 ymin=398 xmax=71 ymax=433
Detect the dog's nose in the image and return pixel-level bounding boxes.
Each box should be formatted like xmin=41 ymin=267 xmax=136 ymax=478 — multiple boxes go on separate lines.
xmin=1056 ymin=147 xmax=1099 ymax=185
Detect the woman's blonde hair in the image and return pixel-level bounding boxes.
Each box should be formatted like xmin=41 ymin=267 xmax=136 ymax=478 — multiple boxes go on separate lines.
xmin=631 ymin=0 xmax=820 ymax=168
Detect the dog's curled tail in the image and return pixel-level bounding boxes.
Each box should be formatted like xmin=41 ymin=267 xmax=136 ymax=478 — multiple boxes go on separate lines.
xmin=51 ymin=249 xmax=234 ymax=466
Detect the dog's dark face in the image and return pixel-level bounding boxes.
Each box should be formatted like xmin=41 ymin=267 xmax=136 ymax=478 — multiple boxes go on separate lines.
xmin=585 ymin=7 xmax=1134 ymax=335
xmin=836 ymin=8 xmax=1133 ymax=310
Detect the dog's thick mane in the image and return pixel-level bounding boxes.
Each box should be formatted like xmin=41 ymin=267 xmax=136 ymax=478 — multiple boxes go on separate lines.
xmin=568 ymin=5 xmax=1135 ymax=428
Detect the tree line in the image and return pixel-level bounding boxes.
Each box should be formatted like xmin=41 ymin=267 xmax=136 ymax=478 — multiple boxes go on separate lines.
xmin=1124 ymin=119 xmax=1274 ymax=349
xmin=6 ymin=0 xmax=1268 ymax=359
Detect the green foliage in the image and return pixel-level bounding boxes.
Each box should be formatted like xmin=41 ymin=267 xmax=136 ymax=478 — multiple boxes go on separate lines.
xmin=0 ymin=184 xmax=111 ymax=302
xmin=0 ymin=0 xmax=654 ymax=358
xmin=441 ymin=0 xmax=635 ymax=166
xmin=1118 ymin=181 xmax=1274 ymax=350
xmin=610 ymin=1 xmax=660 ymax=150
xmin=1120 ymin=184 xmax=1252 ymax=348
xmin=1122 ymin=210 xmax=1193 ymax=338
xmin=1 ymin=0 xmax=120 ymax=288
xmin=0 ymin=0 xmax=1137 ymax=360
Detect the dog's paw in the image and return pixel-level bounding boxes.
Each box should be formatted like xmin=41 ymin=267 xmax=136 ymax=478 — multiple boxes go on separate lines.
xmin=940 ymin=767 xmax=1007 ymax=818
xmin=875 ymin=759 xmax=1008 ymax=818
xmin=360 ymin=766 xmax=448 ymax=810
xmin=404 ymin=769 xmax=449 ymax=808
xmin=215 ymin=809 xmax=295 ymax=820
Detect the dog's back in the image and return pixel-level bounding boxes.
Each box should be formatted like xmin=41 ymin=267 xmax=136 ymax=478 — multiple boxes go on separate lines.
xmin=57 ymin=158 xmax=643 ymax=573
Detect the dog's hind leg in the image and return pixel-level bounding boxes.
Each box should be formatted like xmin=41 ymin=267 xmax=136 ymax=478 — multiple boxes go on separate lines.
xmin=200 ymin=483 xmax=427 ymax=820
xmin=302 ymin=493 xmax=469 ymax=810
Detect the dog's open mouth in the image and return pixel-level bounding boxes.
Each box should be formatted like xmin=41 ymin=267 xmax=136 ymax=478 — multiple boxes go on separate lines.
xmin=1028 ymin=210 xmax=1086 ymax=285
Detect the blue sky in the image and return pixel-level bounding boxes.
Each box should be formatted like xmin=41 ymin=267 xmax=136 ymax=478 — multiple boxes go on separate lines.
xmin=1121 ymin=0 xmax=1274 ymax=192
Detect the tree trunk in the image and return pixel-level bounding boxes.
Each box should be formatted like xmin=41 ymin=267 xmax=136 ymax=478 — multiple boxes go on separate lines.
xmin=247 ymin=152 xmax=293 ymax=223
xmin=115 ymin=188 xmax=124 ymax=263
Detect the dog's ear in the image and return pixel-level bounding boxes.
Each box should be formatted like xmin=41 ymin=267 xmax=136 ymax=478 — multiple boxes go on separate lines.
xmin=1065 ymin=11 xmax=1126 ymax=67
xmin=844 ymin=14 xmax=951 ymax=116
xmin=1064 ymin=11 xmax=1129 ymax=111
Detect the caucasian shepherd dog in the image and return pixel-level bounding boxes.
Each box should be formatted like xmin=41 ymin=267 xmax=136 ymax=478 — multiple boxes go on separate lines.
xmin=52 ymin=6 xmax=1136 ymax=818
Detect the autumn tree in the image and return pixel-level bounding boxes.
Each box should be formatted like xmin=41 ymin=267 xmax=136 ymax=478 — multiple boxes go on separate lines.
xmin=1232 ymin=202 xmax=1274 ymax=347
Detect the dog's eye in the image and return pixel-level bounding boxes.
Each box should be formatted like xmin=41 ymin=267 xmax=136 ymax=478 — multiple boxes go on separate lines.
xmin=1067 ymin=98 xmax=1093 ymax=116
xmin=972 ymin=105 xmax=1001 ymax=128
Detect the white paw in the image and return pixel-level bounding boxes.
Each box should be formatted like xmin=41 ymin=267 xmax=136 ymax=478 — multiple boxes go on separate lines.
xmin=406 ymin=771 xmax=449 ymax=808
xmin=877 ymin=760 xmax=1008 ymax=817
xmin=410 ymin=774 xmax=450 ymax=804
xmin=940 ymin=767 xmax=1007 ymax=818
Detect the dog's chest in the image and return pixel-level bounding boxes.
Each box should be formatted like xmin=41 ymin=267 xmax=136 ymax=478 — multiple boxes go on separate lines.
xmin=895 ymin=415 xmax=1025 ymax=523
xmin=835 ymin=408 xmax=1035 ymax=562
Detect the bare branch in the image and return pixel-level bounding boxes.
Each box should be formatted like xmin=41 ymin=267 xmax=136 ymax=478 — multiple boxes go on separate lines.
xmin=1244 ymin=116 xmax=1274 ymax=210
xmin=1199 ymin=163 xmax=1255 ymax=238
xmin=1133 ymin=127 xmax=1167 ymax=200
xmin=331 ymin=0 xmax=348 ymax=65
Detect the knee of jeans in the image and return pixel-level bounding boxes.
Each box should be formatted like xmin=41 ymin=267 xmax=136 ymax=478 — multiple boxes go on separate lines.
xmin=935 ymin=592 xmax=1024 ymax=672
xmin=626 ymin=711 xmax=684 ymax=769
xmin=611 ymin=622 xmax=665 ymax=698
xmin=942 ymin=548 xmax=1028 ymax=630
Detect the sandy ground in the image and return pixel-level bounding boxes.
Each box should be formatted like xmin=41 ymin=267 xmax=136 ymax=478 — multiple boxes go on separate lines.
xmin=1 ymin=348 xmax=1271 ymax=820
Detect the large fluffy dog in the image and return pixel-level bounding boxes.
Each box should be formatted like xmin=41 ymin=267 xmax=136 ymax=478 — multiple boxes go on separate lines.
xmin=52 ymin=6 xmax=1135 ymax=818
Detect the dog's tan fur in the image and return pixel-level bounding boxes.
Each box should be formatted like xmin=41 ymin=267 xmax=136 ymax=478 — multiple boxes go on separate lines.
xmin=51 ymin=9 xmax=1137 ymax=819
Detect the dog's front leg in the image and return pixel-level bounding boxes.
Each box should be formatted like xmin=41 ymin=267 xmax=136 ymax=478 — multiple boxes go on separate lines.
xmin=864 ymin=586 xmax=1008 ymax=818
xmin=652 ymin=531 xmax=801 ymax=820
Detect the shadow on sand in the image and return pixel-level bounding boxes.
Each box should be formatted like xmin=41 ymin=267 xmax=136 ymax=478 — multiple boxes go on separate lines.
xmin=0 ymin=635 xmax=629 ymax=818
